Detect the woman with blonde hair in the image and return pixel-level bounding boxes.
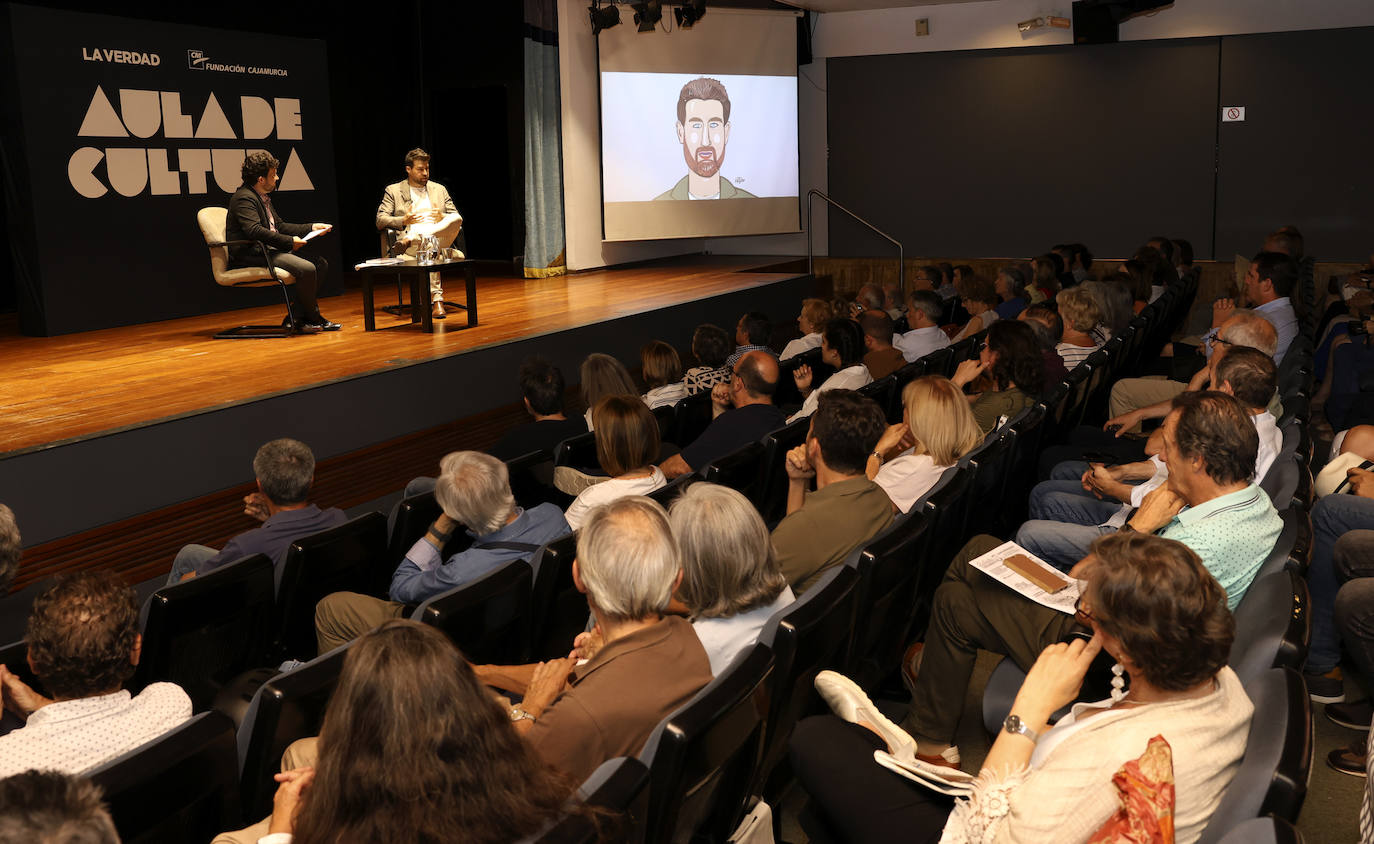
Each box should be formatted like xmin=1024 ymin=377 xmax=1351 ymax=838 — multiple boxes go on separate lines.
xmin=563 ymin=396 xmax=667 ymax=530
xmin=781 ymin=298 xmax=836 ymax=360
xmin=1056 ymin=287 xmax=1106 ymax=369
xmin=866 ymin=376 xmax=984 ymax=513
xmin=579 ymin=353 xmax=639 ymax=430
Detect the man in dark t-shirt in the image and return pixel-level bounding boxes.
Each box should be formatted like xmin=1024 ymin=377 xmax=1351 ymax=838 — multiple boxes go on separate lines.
xmin=489 ymin=357 xmax=587 ymax=460
xmin=660 ymin=351 xmax=784 ymax=478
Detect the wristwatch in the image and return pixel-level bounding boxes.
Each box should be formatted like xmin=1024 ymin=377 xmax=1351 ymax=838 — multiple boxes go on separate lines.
xmin=509 ymin=706 xmax=537 ymax=723
xmin=1003 ymin=714 xmax=1039 ymax=744
xmin=870 ymin=451 xmax=884 ymax=465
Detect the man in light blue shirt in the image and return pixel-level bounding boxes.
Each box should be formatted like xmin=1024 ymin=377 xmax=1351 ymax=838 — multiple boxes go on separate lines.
xmin=1206 ymin=251 xmax=1299 ymax=365
xmin=314 ymin=451 xmax=569 ymax=652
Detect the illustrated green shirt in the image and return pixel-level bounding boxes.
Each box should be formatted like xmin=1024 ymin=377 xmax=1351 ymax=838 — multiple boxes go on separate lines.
xmin=653 ymin=174 xmax=758 ymax=200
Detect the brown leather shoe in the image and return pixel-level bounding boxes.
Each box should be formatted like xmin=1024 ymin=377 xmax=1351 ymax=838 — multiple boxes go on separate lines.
xmin=432 ymin=300 xmax=446 ymax=320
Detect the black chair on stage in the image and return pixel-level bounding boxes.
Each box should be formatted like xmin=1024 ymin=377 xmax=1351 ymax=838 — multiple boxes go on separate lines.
xmin=134 ymin=553 xmax=277 ymax=709
xmin=411 ymin=558 xmax=533 ymax=665
xmin=275 ymin=512 xmax=389 ymax=661
xmin=88 ymin=711 xmax=242 ymax=842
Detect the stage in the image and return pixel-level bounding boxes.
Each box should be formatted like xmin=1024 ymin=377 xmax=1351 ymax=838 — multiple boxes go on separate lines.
xmin=1 ymin=255 xmax=816 ymax=588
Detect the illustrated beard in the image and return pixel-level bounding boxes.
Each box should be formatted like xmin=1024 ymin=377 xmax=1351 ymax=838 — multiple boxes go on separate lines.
xmin=682 ymin=140 xmax=725 ymax=179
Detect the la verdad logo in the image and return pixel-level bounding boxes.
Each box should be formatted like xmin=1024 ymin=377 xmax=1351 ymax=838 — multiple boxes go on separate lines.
xmin=68 ymin=86 xmax=316 ymax=198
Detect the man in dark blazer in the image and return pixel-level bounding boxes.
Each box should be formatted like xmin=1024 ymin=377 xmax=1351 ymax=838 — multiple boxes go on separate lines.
xmin=226 ymin=151 xmax=338 ymax=331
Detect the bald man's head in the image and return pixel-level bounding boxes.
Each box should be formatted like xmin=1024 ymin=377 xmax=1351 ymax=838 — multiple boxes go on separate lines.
xmin=735 ymin=350 xmax=778 ymax=400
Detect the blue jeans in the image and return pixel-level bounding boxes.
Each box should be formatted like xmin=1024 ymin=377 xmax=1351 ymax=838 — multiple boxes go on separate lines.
xmin=166 ymin=544 xmax=218 ymax=586
xmin=1019 ymin=461 xmax=1126 ymax=570
xmin=1015 ymin=521 xmax=1115 ymax=572
xmin=1306 ymin=495 xmax=1374 ymax=673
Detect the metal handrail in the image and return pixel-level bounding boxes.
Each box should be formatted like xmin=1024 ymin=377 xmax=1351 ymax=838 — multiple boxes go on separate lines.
xmin=806 ymin=189 xmax=903 ymax=292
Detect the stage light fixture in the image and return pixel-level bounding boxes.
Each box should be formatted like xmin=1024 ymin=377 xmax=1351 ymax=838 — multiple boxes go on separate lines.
xmin=589 ymin=1 xmax=621 ymax=35
xmin=632 ymin=0 xmax=662 ymax=32
xmin=675 ymin=0 xmax=706 ymax=28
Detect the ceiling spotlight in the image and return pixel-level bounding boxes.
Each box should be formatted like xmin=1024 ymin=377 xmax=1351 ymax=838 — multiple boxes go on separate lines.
xmin=632 ymin=0 xmax=662 ymax=32
xmin=675 ymin=0 xmax=706 ymax=28
xmin=589 ymin=1 xmax=620 ymax=35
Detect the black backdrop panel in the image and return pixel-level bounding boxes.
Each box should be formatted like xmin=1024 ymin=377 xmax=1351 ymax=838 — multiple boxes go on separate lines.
xmin=4 ymin=4 xmax=341 ymax=335
xmin=1215 ymin=27 xmax=1374 ymax=261
xmin=826 ymin=39 xmax=1220 ymax=260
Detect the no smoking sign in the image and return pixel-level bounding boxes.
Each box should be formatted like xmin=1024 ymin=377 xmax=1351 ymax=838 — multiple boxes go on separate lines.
xmin=1222 ymin=106 xmax=1246 ymax=122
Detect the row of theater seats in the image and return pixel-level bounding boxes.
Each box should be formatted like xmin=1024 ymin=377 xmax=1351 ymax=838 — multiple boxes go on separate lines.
xmin=0 ymin=268 xmax=1316 ymax=842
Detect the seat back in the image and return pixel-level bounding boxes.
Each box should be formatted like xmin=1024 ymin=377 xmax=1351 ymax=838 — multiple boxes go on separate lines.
xmin=639 ymin=645 xmax=773 ymax=844
xmin=1230 ymin=568 xmax=1309 ymax=685
xmin=1258 ymin=507 xmax=1301 ymax=581
xmin=507 ymin=449 xmax=560 ymax=508
xmin=236 ymin=643 xmax=352 ymax=821
xmin=1197 ymin=667 xmax=1310 ymax=842
xmin=134 ymin=553 xmax=277 ymax=709
xmin=670 ymin=390 xmax=715 ymax=448
xmin=758 ymin=416 xmax=812 ymax=525
xmin=858 ymin=375 xmax=898 ymax=423
xmin=387 ymin=490 xmax=444 ymax=568
xmin=646 ymin=473 xmax=694 ymax=509
xmin=1259 ymin=454 xmax=1301 ymax=511
xmin=958 ymin=422 xmax=1018 ymax=537
xmin=412 ymin=558 xmax=533 ymax=665
xmin=845 ymin=512 xmax=931 ymax=691
xmin=275 ymin=512 xmax=390 ymax=660
xmin=1000 ymin=403 xmax=1048 ymax=531
xmin=88 ymin=711 xmax=241 ymax=844
xmin=536 ymin=757 xmax=652 ymax=844
xmin=944 ymin=333 xmax=982 ymax=375
xmin=909 ymin=467 xmax=972 ymax=636
xmin=702 ymin=441 xmax=769 ymax=511
xmin=554 ymin=430 xmax=600 ymax=473
xmin=197 ymin=206 xmax=232 ymax=278
xmin=529 ymin=533 xmax=586 ymax=661
xmin=755 ymin=565 xmax=859 ymax=799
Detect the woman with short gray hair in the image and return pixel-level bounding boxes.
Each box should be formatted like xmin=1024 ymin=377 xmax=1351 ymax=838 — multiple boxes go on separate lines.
xmin=670 ymin=483 xmax=794 ymax=676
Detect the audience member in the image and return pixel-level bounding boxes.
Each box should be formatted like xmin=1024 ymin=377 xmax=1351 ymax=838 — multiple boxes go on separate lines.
xmin=219 ymin=620 xmax=577 ymax=843
xmin=1106 ymin=310 xmax=1278 ymax=432
xmin=1325 ymin=527 xmax=1374 ymax=772
xmin=859 ymin=310 xmax=905 ymax=379
xmin=952 ymin=319 xmax=1045 ymax=434
xmin=1146 ymin=236 xmax=1178 ymax=278
xmin=854 ymin=284 xmax=885 ymax=315
xmin=724 ymin=312 xmax=775 ymax=369
xmin=1206 ymin=251 xmax=1300 ymax=364
xmin=1019 ymin=353 xmax=1281 ymax=568
xmin=563 ymin=397 xmax=666 ymax=530
xmin=1116 ymin=260 xmax=1153 ymax=313
xmin=780 ymin=298 xmax=833 ymax=361
xmin=867 ymin=376 xmax=983 ymax=513
xmin=490 ymin=357 xmax=587 ymax=461
xmin=314 ymin=451 xmax=569 ymax=653
xmin=1019 ymin=304 xmax=1070 ymax=386
xmin=788 ymin=318 xmax=873 ymax=423
xmin=881 ymin=282 xmax=904 ymax=321
xmin=579 ymin=353 xmax=638 ymax=430
xmin=950 ymin=274 xmax=999 ymax=343
xmin=994 ymin=265 xmax=1029 ymax=320
xmin=1088 ymin=279 xmax=1134 ymax=338
xmin=683 ymin=323 xmax=733 ymax=395
xmin=773 ymin=390 xmax=893 ymax=593
xmin=660 ymin=351 xmax=784 ymax=479
xmin=0 ymin=505 xmax=17 ymax=599
xmin=0 ymin=770 xmax=118 ymax=843
xmin=166 ymin=438 xmax=345 ymax=585
xmin=1068 ymin=242 xmax=1094 ymax=284
xmin=640 ymin=340 xmax=688 ymax=409
xmin=912 ymin=265 xmax=942 ymax=294
xmin=666 ymin=484 xmax=794 ymax=675
xmin=935 ymin=263 xmax=958 ymax=300
xmin=793 ymin=532 xmax=1251 ymax=844
xmin=1173 ymin=238 xmax=1195 ymax=278
xmin=475 ymin=497 xmax=712 ymax=783
xmin=893 ymin=291 xmax=950 ymax=363
xmin=1055 ymin=287 xmax=1106 ymax=369
xmin=1030 ymin=253 xmax=1062 ymax=299
xmin=0 ymin=572 xmax=191 ymax=778
xmin=1265 ymin=227 xmax=1304 ymax=259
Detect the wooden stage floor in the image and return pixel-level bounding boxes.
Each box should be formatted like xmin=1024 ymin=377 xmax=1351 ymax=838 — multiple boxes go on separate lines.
xmin=0 ymin=256 xmax=804 ymax=456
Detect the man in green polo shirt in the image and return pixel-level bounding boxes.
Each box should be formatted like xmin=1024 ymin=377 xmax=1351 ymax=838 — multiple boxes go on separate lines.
xmin=772 ymin=390 xmax=894 ymax=594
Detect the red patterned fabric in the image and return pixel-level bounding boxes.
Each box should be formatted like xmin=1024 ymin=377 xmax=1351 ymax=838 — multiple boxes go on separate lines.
xmin=1086 ymin=735 xmax=1176 ymax=844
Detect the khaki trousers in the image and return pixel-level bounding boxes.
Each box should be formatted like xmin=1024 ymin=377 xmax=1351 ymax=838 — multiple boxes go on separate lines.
xmin=314 ymin=591 xmax=407 ymax=654
xmin=211 ymin=738 xmax=320 ymax=843
xmin=1108 ymin=376 xmax=1188 ymax=428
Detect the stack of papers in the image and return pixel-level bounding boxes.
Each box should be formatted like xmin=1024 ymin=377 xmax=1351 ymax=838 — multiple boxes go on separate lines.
xmin=968 ymin=541 xmax=1083 ymax=615
xmin=874 ymin=748 xmax=976 ymax=796
xmin=354 ymin=257 xmax=406 ymax=269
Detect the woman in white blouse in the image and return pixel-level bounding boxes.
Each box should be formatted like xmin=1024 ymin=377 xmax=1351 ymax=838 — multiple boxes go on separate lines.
xmin=780 ymin=298 xmax=835 ymax=361
xmin=866 ymin=376 xmax=983 ymax=513
xmin=788 ymin=318 xmax=873 ymax=423
xmin=790 ymin=532 xmax=1253 ymax=844
xmin=640 ymin=340 xmax=689 ymax=409
xmin=564 ymin=396 xmax=667 ymax=530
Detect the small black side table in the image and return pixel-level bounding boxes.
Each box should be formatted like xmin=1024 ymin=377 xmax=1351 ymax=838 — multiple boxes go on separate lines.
xmin=357 ymin=258 xmax=477 ymax=333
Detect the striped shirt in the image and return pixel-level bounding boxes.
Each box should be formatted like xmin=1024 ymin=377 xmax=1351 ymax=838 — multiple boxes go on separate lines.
xmin=1159 ymin=484 xmax=1281 ymax=610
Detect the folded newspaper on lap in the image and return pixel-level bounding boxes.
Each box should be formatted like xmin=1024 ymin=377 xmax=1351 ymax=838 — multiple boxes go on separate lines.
xmin=874 ymin=749 xmax=975 ymax=797
xmin=968 ymin=541 xmax=1083 ymax=615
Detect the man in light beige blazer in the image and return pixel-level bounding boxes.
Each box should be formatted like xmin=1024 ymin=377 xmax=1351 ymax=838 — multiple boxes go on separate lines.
xmin=376 ymin=148 xmax=464 ymax=318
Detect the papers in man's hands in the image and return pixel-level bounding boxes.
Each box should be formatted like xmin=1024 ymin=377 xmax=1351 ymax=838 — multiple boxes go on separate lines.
xmin=301 ymin=227 xmax=330 ymax=242
xmin=874 ymin=749 xmax=975 ymax=797
xmin=354 ymin=257 xmax=407 ymax=269
xmin=408 ymin=212 xmax=461 ymax=237
xmin=968 ymin=541 xmax=1083 ymax=615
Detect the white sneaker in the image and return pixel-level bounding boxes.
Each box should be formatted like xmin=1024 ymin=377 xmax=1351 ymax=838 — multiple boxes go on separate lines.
xmin=815 ymin=670 xmax=918 ymax=760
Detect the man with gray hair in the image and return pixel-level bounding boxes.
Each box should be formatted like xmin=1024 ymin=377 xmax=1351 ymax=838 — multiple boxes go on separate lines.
xmin=0 ymin=504 xmax=19 ymax=597
xmin=0 ymin=770 xmax=118 ymax=843
xmin=893 ymin=290 xmax=949 ymax=363
xmin=166 ymin=438 xmax=345 ymax=584
xmin=472 ymin=496 xmax=711 ymax=783
xmin=314 ymin=451 xmax=569 ymax=652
